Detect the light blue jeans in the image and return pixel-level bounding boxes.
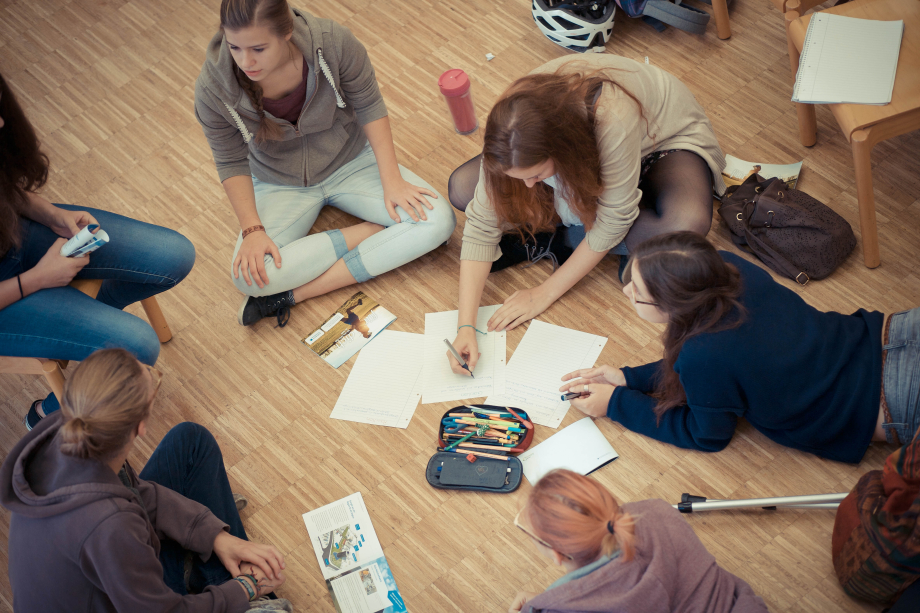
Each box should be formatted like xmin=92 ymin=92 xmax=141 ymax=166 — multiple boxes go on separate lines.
xmin=882 ymin=306 xmax=920 ymax=444
xmin=232 ymin=144 xmax=456 ymax=296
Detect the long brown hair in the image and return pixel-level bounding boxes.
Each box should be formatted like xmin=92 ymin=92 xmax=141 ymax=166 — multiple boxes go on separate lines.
xmin=219 ymin=0 xmax=294 ymax=144
xmin=624 ymin=232 xmax=745 ymax=417
xmin=0 ymin=71 xmax=49 ymax=257
xmin=59 ymin=349 xmax=153 ymax=461
xmin=483 ymin=67 xmax=648 ymax=237
xmin=525 ymin=469 xmax=636 ymax=568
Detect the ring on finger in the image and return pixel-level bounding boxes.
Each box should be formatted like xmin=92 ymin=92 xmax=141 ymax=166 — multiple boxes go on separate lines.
xmin=584 ymin=384 xmax=589 ymax=393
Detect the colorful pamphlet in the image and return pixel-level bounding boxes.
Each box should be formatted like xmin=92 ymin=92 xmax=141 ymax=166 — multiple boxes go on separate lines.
xmin=302 ymin=291 xmax=396 ymax=368
xmin=60 ymin=224 xmax=109 ymax=257
xmin=721 ymin=155 xmax=803 ymax=193
xmin=302 ymin=492 xmax=407 ymax=613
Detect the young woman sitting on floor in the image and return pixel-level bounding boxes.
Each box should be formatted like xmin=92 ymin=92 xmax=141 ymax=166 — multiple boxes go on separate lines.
xmin=509 ymin=469 xmax=767 ymax=613
xmin=446 ymin=53 xmax=725 ymax=377
xmin=0 ymin=71 xmax=195 ymax=430
xmin=561 ymin=231 xmax=917 ymax=463
xmin=0 ymin=348 xmax=289 ymax=612
xmin=195 ymin=0 xmax=455 ymax=327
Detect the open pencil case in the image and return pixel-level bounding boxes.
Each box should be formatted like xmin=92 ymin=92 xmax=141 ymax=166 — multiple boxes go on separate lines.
xmin=425 ymin=404 xmax=535 ymax=493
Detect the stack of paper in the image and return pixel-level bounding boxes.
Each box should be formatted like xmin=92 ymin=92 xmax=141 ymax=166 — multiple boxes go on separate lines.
xmin=485 ymin=320 xmax=608 ymax=428
xmin=792 ymin=13 xmax=904 ymax=105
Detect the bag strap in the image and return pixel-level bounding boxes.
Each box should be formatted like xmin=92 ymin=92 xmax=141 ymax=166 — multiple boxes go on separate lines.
xmin=642 ymin=0 xmax=710 ymax=34
xmin=739 ymin=223 xmax=810 ymax=285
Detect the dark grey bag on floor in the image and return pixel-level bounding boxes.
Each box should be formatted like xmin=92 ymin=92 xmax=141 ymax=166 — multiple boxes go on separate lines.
xmin=718 ymin=174 xmax=857 ymax=285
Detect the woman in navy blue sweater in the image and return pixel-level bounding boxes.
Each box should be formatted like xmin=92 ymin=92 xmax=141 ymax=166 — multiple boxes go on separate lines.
xmin=561 ymin=232 xmax=919 ymax=463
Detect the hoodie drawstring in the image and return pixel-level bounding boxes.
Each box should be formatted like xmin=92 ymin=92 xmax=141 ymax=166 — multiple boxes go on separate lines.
xmin=317 ymin=49 xmax=346 ymax=109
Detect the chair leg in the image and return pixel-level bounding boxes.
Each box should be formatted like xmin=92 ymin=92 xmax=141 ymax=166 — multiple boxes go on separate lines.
xmin=41 ymin=360 xmax=66 ymax=401
xmin=785 ymin=8 xmax=817 ymax=146
xmin=851 ymin=129 xmax=881 ymax=268
xmin=141 ymin=297 xmax=173 ymax=343
xmin=711 ymin=0 xmax=731 ymax=39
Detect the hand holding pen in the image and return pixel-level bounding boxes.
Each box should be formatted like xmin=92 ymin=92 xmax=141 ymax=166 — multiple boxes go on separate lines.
xmin=447 ymin=328 xmax=481 ymax=377
xmin=559 ymin=365 xmax=626 ymax=419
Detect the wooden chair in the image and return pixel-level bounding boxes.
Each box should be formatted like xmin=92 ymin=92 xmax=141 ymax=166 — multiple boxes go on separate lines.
xmin=0 ymin=279 xmax=172 ymax=400
xmin=712 ymin=0 xmax=732 ymax=39
xmin=785 ymin=0 xmax=920 ymax=268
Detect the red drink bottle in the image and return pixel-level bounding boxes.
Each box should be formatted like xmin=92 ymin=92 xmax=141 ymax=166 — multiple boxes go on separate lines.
xmin=438 ymin=69 xmax=478 ymax=135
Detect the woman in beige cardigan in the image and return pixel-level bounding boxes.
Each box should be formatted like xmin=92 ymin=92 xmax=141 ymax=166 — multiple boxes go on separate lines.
xmin=446 ymin=55 xmax=725 ymax=376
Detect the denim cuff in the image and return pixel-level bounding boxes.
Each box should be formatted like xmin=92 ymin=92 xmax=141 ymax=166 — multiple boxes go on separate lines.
xmin=326 ymin=230 xmax=350 ymax=260
xmin=343 ymin=249 xmax=373 ymax=283
xmin=42 ymin=392 xmax=61 ymax=415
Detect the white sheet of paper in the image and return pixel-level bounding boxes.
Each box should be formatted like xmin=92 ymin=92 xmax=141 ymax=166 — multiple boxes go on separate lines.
xmin=422 ymin=305 xmax=506 ymax=404
xmin=519 ymin=417 xmax=619 ymax=484
xmin=330 ymin=330 xmax=424 ymax=428
xmin=485 ymin=320 xmax=607 ymax=428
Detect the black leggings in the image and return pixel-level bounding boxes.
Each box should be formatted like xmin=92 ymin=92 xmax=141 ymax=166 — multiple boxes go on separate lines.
xmin=447 ymin=150 xmax=714 ymax=251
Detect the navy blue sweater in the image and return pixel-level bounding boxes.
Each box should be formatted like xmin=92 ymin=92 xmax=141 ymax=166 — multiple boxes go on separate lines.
xmin=607 ymin=252 xmax=883 ymax=463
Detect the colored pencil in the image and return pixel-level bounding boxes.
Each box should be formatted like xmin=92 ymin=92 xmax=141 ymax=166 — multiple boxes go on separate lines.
xmin=442 ymin=448 xmax=510 ymax=461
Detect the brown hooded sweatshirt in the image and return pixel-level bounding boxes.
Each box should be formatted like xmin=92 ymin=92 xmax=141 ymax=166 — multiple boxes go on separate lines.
xmin=0 ymin=413 xmax=248 ymax=613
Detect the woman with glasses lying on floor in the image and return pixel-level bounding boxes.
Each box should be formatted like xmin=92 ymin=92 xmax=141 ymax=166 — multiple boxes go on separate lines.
xmin=561 ymin=231 xmax=917 ymax=463
xmin=509 ymin=469 xmax=767 ymax=613
xmin=0 ymin=348 xmax=289 ymax=612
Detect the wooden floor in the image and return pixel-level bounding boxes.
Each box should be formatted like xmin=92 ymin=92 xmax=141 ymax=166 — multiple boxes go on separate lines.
xmin=2 ymin=0 xmax=919 ymax=611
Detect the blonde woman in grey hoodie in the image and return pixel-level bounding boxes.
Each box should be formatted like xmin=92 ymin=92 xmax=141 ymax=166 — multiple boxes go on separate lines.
xmin=195 ymin=0 xmax=456 ymax=326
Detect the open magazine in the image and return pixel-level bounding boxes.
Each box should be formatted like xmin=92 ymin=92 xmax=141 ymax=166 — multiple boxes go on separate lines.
xmin=720 ymin=155 xmax=803 ymax=195
xmin=302 ymin=492 xmax=408 ymax=613
xmin=60 ymin=224 xmax=109 ymax=257
xmin=302 ymin=291 xmax=396 ymax=368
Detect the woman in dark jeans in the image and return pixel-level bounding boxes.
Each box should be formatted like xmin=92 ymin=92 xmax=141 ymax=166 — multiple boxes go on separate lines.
xmin=0 ymin=348 xmax=289 ymax=611
xmin=0 ymin=71 xmax=196 ymax=429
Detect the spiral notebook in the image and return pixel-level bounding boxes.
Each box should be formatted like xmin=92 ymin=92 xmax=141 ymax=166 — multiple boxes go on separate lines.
xmin=792 ymin=13 xmax=903 ymax=105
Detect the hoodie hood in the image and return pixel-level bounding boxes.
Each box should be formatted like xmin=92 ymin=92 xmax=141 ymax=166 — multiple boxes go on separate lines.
xmin=0 ymin=412 xmax=133 ymax=520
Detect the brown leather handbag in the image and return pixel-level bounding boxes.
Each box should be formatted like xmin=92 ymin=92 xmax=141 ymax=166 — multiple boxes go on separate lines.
xmin=718 ymin=174 xmax=856 ymax=285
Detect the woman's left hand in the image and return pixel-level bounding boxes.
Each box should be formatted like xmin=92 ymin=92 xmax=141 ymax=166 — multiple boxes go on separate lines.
xmin=213 ymin=531 xmax=285 ymax=582
xmin=49 ymin=209 xmax=98 ymax=239
xmin=508 ymin=590 xmax=539 ymax=613
xmin=488 ymin=287 xmax=554 ymax=331
xmin=383 ymin=177 xmax=437 ymax=223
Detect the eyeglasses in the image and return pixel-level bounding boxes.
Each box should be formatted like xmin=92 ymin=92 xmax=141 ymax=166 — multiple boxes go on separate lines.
xmin=622 ymin=264 xmax=660 ymax=307
xmin=144 ymin=365 xmax=162 ymax=404
xmin=514 ymin=508 xmax=573 ymax=559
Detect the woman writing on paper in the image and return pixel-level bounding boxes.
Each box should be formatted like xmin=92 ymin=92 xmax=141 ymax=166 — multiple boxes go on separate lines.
xmin=509 ymin=469 xmax=767 ymax=613
xmin=560 ymin=231 xmax=917 ymax=463
xmin=195 ymin=0 xmax=455 ymax=328
xmin=0 ymin=71 xmax=195 ymax=431
xmin=447 ymin=54 xmax=724 ymax=376
xmin=0 ymin=348 xmax=289 ymax=612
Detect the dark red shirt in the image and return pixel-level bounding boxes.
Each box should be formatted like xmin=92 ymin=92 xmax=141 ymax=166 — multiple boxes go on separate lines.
xmin=262 ymin=58 xmax=308 ymax=124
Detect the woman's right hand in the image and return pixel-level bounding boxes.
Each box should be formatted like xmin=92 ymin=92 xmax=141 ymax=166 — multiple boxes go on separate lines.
xmin=240 ymin=562 xmax=286 ymax=598
xmin=28 ymin=238 xmax=90 ymax=290
xmin=233 ymin=230 xmax=282 ymax=289
xmin=560 ymin=365 xmax=627 ymax=389
xmin=448 ymin=327 xmax=481 ymax=376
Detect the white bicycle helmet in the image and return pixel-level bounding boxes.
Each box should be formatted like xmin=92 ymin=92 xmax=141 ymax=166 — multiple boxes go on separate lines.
xmin=531 ymin=0 xmax=616 ymax=53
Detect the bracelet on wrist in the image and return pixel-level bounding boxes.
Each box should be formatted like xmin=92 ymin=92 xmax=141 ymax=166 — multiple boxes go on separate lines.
xmin=234 ymin=576 xmax=256 ymax=601
xmin=242 ymin=225 xmax=265 ymax=239
xmin=457 ymin=324 xmax=487 ymax=335
xmin=17 ymin=274 xmax=24 ymax=299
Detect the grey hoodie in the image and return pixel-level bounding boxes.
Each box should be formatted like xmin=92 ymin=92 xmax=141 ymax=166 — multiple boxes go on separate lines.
xmin=523 ymin=499 xmax=769 ymax=613
xmin=0 ymin=413 xmax=248 ymax=613
xmin=194 ymin=8 xmax=388 ymax=187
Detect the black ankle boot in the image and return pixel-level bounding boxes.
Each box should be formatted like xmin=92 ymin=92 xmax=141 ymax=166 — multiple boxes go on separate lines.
xmin=238 ymin=290 xmax=296 ymax=327
xmin=491 ymin=227 xmax=574 ymax=273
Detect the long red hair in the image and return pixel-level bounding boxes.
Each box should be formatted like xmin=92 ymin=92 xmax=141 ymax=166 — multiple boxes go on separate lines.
xmin=525 ymin=469 xmax=636 ymax=568
xmin=482 ymin=67 xmax=647 ymax=237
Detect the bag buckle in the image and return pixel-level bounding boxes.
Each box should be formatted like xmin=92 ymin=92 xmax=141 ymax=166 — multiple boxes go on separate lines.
xmin=795 ymin=272 xmax=810 ymax=286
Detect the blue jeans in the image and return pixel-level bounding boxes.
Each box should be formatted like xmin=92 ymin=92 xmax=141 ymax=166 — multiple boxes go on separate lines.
xmin=139 ymin=423 xmax=247 ymax=595
xmin=0 ymin=205 xmax=195 ymax=413
xmin=232 ymin=144 xmax=456 ymax=296
xmin=882 ymin=306 xmax=920 ymax=445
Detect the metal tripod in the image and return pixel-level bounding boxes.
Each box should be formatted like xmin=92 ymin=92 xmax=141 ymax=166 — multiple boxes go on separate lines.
xmin=673 ymin=492 xmax=848 ymax=513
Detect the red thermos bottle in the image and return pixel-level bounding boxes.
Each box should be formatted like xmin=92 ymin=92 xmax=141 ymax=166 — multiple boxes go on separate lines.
xmin=438 ymin=69 xmax=478 ymax=135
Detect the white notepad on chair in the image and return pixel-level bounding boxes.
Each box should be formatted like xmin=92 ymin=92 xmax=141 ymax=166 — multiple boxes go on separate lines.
xmin=792 ymin=13 xmax=904 ymax=105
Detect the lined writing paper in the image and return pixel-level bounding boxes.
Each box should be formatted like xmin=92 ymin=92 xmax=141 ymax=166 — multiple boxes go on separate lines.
xmin=422 ymin=305 xmax=506 ymax=404
xmin=484 ymin=320 xmax=607 ymax=428
xmin=519 ymin=417 xmax=619 ymax=484
xmin=330 ymin=330 xmax=424 ymax=429
xmin=792 ymin=13 xmax=904 ymax=105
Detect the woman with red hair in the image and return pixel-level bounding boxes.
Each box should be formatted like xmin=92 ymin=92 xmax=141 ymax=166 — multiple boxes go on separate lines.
xmin=510 ymin=470 xmax=767 ymax=613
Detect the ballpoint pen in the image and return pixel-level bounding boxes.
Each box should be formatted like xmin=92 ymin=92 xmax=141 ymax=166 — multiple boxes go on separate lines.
xmin=443 ymin=338 xmax=474 ymax=378
xmin=561 ymin=391 xmax=590 ymax=401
